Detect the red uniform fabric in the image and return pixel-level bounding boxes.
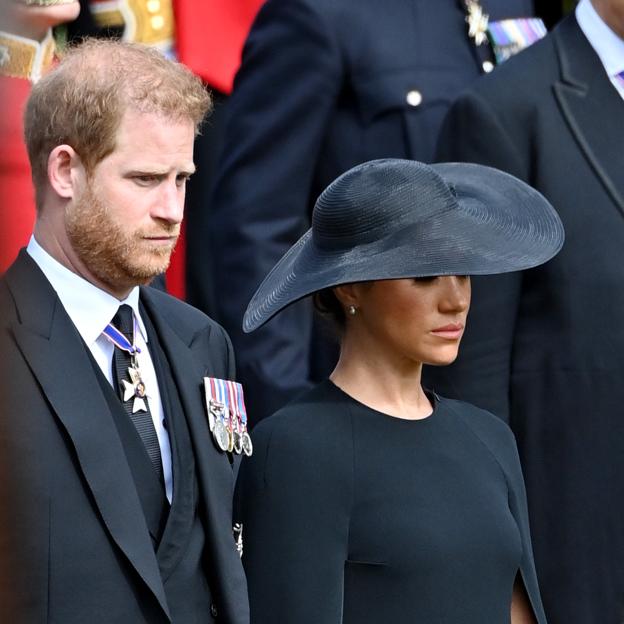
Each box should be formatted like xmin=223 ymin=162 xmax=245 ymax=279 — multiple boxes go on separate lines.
xmin=173 ymin=0 xmax=264 ymax=95
xmin=1 ymin=76 xmax=36 ymax=273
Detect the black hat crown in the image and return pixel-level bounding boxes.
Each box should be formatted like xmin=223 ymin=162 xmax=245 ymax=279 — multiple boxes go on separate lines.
xmin=312 ymin=159 xmax=458 ymax=250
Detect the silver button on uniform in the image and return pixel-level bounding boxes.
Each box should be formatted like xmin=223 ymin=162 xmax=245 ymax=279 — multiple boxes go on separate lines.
xmin=406 ymin=89 xmax=422 ymax=107
xmin=210 ymin=603 xmax=218 ymax=618
xmin=482 ymin=60 xmax=494 ymax=73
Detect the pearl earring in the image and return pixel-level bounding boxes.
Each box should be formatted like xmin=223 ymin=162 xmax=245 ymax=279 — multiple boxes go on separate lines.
xmin=348 ymin=305 xmax=357 ymax=316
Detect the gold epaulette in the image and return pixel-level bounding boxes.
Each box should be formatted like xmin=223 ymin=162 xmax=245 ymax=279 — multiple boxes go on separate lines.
xmin=0 ymin=30 xmax=56 ymax=82
xmin=89 ymin=0 xmax=175 ymax=51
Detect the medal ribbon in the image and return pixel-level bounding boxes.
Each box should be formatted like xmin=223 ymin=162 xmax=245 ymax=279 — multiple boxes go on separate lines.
xmin=209 ymin=377 xmax=231 ymax=421
xmin=234 ymin=382 xmax=249 ymax=430
xmin=487 ymin=18 xmax=546 ymax=64
xmin=226 ymin=381 xmax=237 ymax=431
xmin=102 ymin=316 xmax=142 ymax=356
xmin=615 ymin=71 xmax=624 ymax=89
xmin=206 ymin=379 xmax=250 ymax=428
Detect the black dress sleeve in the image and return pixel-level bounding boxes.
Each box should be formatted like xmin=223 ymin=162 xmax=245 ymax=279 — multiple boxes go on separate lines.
xmin=446 ymin=400 xmax=548 ymax=624
xmin=238 ymin=407 xmax=353 ymax=624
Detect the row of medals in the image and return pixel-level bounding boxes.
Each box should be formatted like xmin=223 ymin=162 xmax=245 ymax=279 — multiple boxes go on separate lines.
xmin=209 ymin=400 xmax=253 ymax=456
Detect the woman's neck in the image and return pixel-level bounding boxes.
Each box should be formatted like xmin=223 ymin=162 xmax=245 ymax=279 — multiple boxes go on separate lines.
xmin=330 ymin=332 xmax=433 ymax=420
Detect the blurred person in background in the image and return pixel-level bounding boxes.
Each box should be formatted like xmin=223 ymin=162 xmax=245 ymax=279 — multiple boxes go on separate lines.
xmin=423 ymin=1 xmax=624 ymax=621
xmin=208 ymin=0 xmax=545 ymax=425
xmin=0 ymin=0 xmax=80 ymax=272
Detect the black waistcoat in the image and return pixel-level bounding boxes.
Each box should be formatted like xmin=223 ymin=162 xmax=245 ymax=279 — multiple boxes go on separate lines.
xmin=90 ymin=307 xmax=215 ymax=623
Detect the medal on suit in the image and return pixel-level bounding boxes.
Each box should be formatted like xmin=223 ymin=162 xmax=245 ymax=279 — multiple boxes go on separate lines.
xmin=233 ymin=381 xmax=253 ymax=457
xmin=486 ymin=18 xmax=546 ymax=64
xmin=121 ymin=363 xmax=149 ymax=413
xmin=103 ymin=317 xmax=149 ymax=414
xmin=228 ymin=379 xmax=252 ymax=457
xmin=224 ymin=381 xmax=236 ymax=453
xmin=203 ymin=377 xmax=253 ymax=456
xmin=214 ymin=413 xmax=231 ymax=452
xmin=464 ymin=0 xmax=489 ymax=46
xmin=205 ymin=377 xmax=235 ymax=453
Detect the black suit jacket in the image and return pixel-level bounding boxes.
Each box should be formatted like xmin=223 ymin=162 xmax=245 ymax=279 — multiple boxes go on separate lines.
xmin=208 ymin=0 xmax=534 ymax=424
xmin=423 ymin=15 xmax=624 ymax=624
xmin=0 ymin=251 xmax=249 ymax=623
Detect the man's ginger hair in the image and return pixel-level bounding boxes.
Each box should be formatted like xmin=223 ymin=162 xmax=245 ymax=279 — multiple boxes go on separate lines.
xmin=24 ymin=39 xmax=212 ymax=208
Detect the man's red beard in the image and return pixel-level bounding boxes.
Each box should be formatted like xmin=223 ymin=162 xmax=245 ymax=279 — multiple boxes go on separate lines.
xmin=65 ymin=184 xmax=179 ymax=293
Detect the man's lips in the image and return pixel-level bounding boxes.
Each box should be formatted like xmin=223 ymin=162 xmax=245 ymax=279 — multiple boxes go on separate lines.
xmin=430 ymin=323 xmax=464 ymax=339
xmin=142 ymin=235 xmax=178 ymax=245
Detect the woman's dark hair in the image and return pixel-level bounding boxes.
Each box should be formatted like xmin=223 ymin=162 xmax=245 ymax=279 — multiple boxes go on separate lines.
xmin=313 ymin=288 xmax=346 ymax=331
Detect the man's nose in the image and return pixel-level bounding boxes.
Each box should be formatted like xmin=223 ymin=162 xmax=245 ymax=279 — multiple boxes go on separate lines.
xmin=153 ymin=180 xmax=184 ymax=224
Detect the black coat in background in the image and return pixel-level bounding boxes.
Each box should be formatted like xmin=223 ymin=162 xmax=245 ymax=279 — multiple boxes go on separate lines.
xmin=209 ymin=0 xmax=534 ymax=424
xmin=423 ymin=15 xmax=624 ymax=624
xmin=0 ymin=252 xmax=249 ymax=623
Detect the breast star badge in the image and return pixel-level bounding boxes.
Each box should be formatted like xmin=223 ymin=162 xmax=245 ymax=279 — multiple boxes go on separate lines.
xmin=122 ymin=366 xmax=148 ymax=413
xmin=465 ymin=0 xmax=489 ymax=46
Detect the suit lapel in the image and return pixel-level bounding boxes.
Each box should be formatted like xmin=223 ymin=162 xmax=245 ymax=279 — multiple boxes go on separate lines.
xmin=140 ymin=289 xmax=233 ymax=521
xmin=5 ymin=253 xmax=171 ymax=621
xmin=141 ymin=289 xmax=249 ymax=622
xmin=553 ymin=16 xmax=624 ymax=219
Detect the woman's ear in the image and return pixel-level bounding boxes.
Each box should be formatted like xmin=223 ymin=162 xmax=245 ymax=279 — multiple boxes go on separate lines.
xmin=332 ymin=283 xmax=359 ymax=309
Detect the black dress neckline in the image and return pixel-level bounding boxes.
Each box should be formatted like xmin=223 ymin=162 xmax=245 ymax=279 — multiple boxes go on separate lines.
xmin=324 ymin=378 xmax=438 ymax=424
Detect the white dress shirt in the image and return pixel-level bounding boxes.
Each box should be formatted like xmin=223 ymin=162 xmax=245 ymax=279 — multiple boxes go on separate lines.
xmin=576 ymin=0 xmax=624 ymax=100
xmin=27 ymin=236 xmax=173 ymax=502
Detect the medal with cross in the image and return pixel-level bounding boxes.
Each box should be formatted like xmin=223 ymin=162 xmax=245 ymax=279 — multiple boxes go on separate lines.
xmin=121 ymin=358 xmax=149 ymax=414
xmin=102 ymin=314 xmax=149 ymax=414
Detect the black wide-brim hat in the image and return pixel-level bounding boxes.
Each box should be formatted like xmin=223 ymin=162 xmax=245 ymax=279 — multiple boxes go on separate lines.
xmin=243 ymin=159 xmax=564 ymax=333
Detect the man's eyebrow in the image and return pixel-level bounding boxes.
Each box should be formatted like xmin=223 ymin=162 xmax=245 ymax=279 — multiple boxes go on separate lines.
xmin=124 ymin=165 xmax=196 ymax=177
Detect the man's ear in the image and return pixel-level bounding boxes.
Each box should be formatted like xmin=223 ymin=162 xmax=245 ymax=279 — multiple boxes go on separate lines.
xmin=47 ymin=145 xmax=84 ymax=200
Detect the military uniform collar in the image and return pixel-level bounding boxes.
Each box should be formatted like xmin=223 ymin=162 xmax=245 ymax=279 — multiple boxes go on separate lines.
xmin=0 ymin=29 xmax=55 ymax=83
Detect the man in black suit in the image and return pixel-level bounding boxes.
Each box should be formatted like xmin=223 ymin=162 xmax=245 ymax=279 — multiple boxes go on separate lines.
xmin=208 ymin=0 xmax=537 ymax=424
xmin=423 ymin=1 xmax=624 ymax=621
xmin=0 ymin=39 xmax=249 ymax=623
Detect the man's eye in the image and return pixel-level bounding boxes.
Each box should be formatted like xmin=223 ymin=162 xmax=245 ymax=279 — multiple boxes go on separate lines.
xmin=135 ymin=175 xmax=157 ymax=184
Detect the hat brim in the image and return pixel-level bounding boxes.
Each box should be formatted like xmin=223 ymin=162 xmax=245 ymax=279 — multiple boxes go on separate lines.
xmin=243 ymin=162 xmax=564 ymax=333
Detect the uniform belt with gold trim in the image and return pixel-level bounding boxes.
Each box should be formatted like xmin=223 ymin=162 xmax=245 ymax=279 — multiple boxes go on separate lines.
xmin=89 ymin=0 xmax=175 ymax=51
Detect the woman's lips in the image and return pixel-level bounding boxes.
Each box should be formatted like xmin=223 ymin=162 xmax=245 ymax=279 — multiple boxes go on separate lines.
xmin=430 ymin=323 xmax=464 ymax=339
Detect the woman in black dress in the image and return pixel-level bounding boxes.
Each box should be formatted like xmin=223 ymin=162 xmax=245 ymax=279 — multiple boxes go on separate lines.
xmin=238 ymin=159 xmax=564 ymax=624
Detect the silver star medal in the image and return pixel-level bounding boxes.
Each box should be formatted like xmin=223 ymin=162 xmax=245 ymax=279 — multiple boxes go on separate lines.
xmin=466 ymin=1 xmax=489 ymax=46
xmin=122 ymin=366 xmax=148 ymax=413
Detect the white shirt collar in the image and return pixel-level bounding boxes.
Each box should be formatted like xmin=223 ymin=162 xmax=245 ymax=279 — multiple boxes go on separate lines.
xmin=576 ymin=0 xmax=624 ymax=77
xmin=26 ymin=236 xmax=148 ymax=347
